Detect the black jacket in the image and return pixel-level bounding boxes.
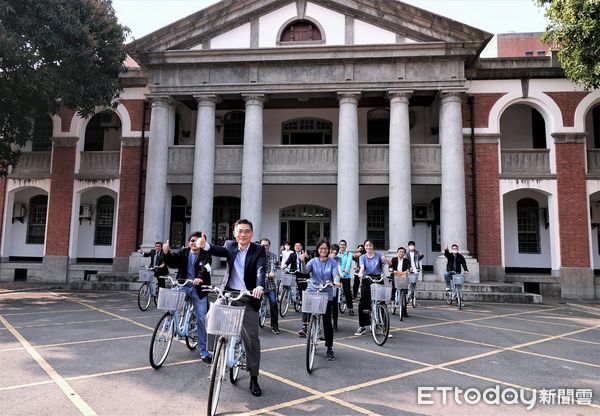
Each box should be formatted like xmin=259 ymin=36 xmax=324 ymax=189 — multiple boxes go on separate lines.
xmin=164 ymin=248 xmax=212 ymax=298
xmin=444 ymin=249 xmax=468 ymax=273
xmin=390 ymin=256 xmax=411 ymax=273
xmin=284 ymin=251 xmax=310 ymax=273
xmin=142 ymin=249 xmax=169 ymax=277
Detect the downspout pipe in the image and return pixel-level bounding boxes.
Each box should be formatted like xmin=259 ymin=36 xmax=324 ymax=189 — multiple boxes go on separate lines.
xmin=135 ymin=101 xmax=148 ymax=248
xmin=469 ymin=95 xmax=478 ymax=258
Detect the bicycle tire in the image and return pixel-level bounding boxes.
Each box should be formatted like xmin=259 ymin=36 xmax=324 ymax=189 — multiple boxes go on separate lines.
xmin=229 ymin=338 xmax=243 ymax=384
xmin=259 ymin=299 xmax=267 ymax=328
xmin=207 ymin=337 xmax=227 ymax=416
xmin=371 ymin=303 xmax=390 ymax=346
xmin=149 ymin=312 xmax=174 ymax=369
xmin=457 ymin=286 xmax=463 ymax=310
xmin=411 ymin=290 xmax=417 ymax=308
xmin=445 ymin=287 xmax=453 ymax=305
xmin=392 ymin=291 xmax=399 ymax=316
xmin=185 ymin=314 xmax=198 ymax=350
xmin=138 ymin=283 xmax=151 ymax=311
xmin=279 ymin=287 xmax=290 ymax=317
xmin=306 ymin=315 xmax=318 ymax=374
xmin=294 ymin=299 xmax=302 ymax=313
xmin=401 ymin=291 xmax=407 ymax=320
xmin=339 ymin=301 xmax=347 ymax=314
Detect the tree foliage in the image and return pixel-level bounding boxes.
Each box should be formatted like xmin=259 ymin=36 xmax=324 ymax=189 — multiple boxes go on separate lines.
xmin=0 ymin=0 xmax=129 ymax=175
xmin=537 ymin=0 xmax=600 ymax=90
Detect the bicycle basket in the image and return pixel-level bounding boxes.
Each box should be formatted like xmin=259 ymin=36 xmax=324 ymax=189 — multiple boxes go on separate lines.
xmin=138 ymin=269 xmax=154 ymax=282
xmin=301 ymin=291 xmax=328 ymax=314
xmin=453 ymin=274 xmax=465 ymax=285
xmin=280 ymin=273 xmax=295 ymax=287
xmin=157 ymin=288 xmax=186 ymax=311
xmin=206 ymin=303 xmax=246 ymax=336
xmin=408 ymin=273 xmax=418 ymax=284
xmin=394 ymin=275 xmax=409 ymax=290
xmin=370 ymin=284 xmax=393 ymax=301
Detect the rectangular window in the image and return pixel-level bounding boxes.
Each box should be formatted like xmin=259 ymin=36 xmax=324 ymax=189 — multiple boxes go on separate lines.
xmin=531 ymin=109 xmax=546 ymax=149
xmin=94 ymin=205 xmax=114 ymax=246
xmin=26 ymin=199 xmax=47 ymax=245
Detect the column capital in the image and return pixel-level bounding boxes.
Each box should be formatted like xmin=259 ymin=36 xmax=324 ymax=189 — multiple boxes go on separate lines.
xmin=552 ymin=132 xmax=587 ymax=144
xmin=337 ymin=91 xmax=361 ymax=105
xmin=386 ymin=90 xmax=413 ymax=103
xmin=439 ymin=89 xmax=467 ymax=103
xmin=242 ymin=93 xmax=266 ymax=106
xmin=145 ymin=94 xmax=173 ymax=108
xmin=193 ymin=94 xmax=220 ymax=107
xmin=51 ymin=136 xmax=78 ymax=147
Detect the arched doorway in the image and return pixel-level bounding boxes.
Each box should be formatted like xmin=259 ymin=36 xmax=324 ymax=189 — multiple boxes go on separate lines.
xmin=280 ymin=205 xmax=331 ymax=252
xmin=170 ymin=196 xmax=187 ymax=250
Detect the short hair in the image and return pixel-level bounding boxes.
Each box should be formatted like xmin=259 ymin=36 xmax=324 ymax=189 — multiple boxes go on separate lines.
xmin=339 ymin=239 xmax=347 ymax=245
xmin=188 ymin=231 xmax=201 ymax=240
xmin=283 ymin=241 xmax=290 ymax=246
xmin=316 ymin=239 xmax=331 ymax=251
xmin=451 ymin=244 xmax=459 ymax=249
xmin=154 ymin=241 xmax=163 ymax=246
xmin=234 ymin=219 xmax=253 ymax=231
xmin=260 ymin=238 xmax=271 ymax=245
xmin=408 ymin=241 xmax=415 ymax=246
xmin=331 ymin=243 xmax=340 ymax=252
xmin=397 ymin=247 xmax=406 ymax=252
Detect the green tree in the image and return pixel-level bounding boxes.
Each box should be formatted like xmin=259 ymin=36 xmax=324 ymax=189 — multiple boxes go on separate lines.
xmin=537 ymin=0 xmax=600 ymax=90
xmin=0 ymin=0 xmax=129 ymax=175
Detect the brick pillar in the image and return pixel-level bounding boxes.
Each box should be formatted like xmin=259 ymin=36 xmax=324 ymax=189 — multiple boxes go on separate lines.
xmin=114 ymin=137 xmax=144 ymax=272
xmin=553 ymin=133 xmax=594 ymax=299
xmin=474 ymin=135 xmax=504 ymax=281
xmin=44 ymin=137 xmax=78 ymax=282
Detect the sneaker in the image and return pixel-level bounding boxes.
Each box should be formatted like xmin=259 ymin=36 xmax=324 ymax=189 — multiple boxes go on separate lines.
xmin=200 ymin=351 xmax=212 ymax=364
xmin=298 ymin=328 xmax=307 ymax=338
xmin=354 ymin=327 xmax=366 ymax=336
xmin=349 ymin=309 xmax=355 ymax=317
xmin=388 ymin=334 xmax=394 ymax=338
xmin=272 ymin=326 xmax=280 ymax=335
xmin=445 ymin=287 xmax=451 ymax=292
xmin=326 ymin=348 xmax=335 ymax=361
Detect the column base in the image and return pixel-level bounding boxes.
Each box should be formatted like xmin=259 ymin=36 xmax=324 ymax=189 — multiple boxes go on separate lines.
xmin=433 ymin=255 xmax=480 ymax=283
xmin=560 ymin=267 xmax=594 ymax=300
xmin=112 ymin=257 xmax=130 ymax=273
xmin=478 ymin=265 xmax=505 ymax=282
xmin=128 ymin=252 xmax=146 ymax=274
xmin=42 ymin=256 xmax=69 ymax=283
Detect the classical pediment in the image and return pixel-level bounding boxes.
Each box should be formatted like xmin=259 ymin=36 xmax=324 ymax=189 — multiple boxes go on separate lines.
xmin=127 ymin=0 xmax=492 ymax=55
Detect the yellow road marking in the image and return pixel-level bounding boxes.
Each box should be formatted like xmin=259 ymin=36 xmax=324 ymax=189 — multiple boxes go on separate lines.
xmin=504 ymin=315 xmax=593 ymax=329
xmin=0 ymin=380 xmax=54 ymax=392
xmin=0 ymin=313 xmax=97 ymax=415
xmin=262 ymin=343 xmax=305 ymax=353
xmin=65 ymin=358 xmax=202 ymax=382
xmin=2 ymin=315 xmax=154 ymax=330
xmin=0 ymin=334 xmax=150 ymax=353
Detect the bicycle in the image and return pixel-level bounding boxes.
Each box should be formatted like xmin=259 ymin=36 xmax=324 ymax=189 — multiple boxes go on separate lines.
xmin=149 ymin=277 xmax=199 ymax=369
xmin=407 ymin=271 xmax=419 ymax=309
xmin=205 ymin=287 xmax=250 ymax=416
xmin=137 ymin=267 xmax=158 ymax=311
xmin=303 ymin=281 xmax=334 ymax=374
xmin=365 ymin=275 xmax=392 ymax=346
xmin=445 ymin=271 xmax=464 ymax=309
xmin=391 ymin=273 xmax=409 ymax=320
xmin=337 ymin=286 xmax=347 ymax=313
xmin=258 ymin=294 xmax=270 ymax=328
xmin=278 ymin=271 xmax=296 ymax=317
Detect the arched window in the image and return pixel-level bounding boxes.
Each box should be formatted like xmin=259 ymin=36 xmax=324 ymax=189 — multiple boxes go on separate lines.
xmin=367 ymin=109 xmax=390 ymax=144
xmin=517 ymin=198 xmax=540 ymax=254
xmin=84 ymin=111 xmax=121 ymax=151
xmin=94 ymin=195 xmax=114 ymax=246
xmin=223 ymin=111 xmax=245 ymax=145
xmin=280 ymin=20 xmax=322 ymax=42
xmin=282 ymin=118 xmax=332 ymax=145
xmin=32 ymin=115 xmax=53 ymax=152
xmin=27 ymin=195 xmax=48 ymax=244
xmin=367 ymin=197 xmax=388 ymax=250
xmin=170 ymin=196 xmax=188 ymax=249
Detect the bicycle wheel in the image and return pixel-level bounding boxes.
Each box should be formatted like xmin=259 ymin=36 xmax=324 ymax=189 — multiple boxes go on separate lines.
xmin=400 ymin=292 xmax=406 ymax=321
xmin=339 ymin=301 xmax=347 ymax=314
xmin=294 ymin=300 xmax=302 ymax=313
xmin=185 ymin=314 xmax=198 ymax=350
xmin=445 ymin=285 xmax=453 ymax=305
xmin=457 ymin=286 xmax=463 ymax=310
xmin=207 ymin=337 xmax=227 ymax=416
xmin=371 ymin=303 xmax=390 ymax=346
xmin=152 ymin=281 xmax=158 ymax=306
xmin=392 ymin=291 xmax=399 ymax=316
xmin=279 ymin=287 xmax=290 ymax=317
xmin=306 ymin=315 xmax=318 ymax=374
xmin=259 ymin=298 xmax=267 ymax=328
xmin=411 ymin=287 xmax=417 ymax=308
xmin=138 ymin=283 xmax=151 ymax=311
xmin=229 ymin=338 xmax=243 ymax=384
xmin=149 ymin=312 xmax=174 ymax=369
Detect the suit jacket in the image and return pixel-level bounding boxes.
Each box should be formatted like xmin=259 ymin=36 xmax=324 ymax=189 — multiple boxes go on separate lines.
xmin=205 ymin=240 xmax=266 ymax=310
xmin=142 ymin=249 xmax=169 ymax=277
xmin=164 ymin=248 xmax=212 ymax=298
xmin=444 ymin=249 xmax=468 ymax=273
xmin=406 ymin=250 xmax=424 ymax=271
xmin=284 ymin=251 xmax=310 ymax=273
xmin=390 ymin=256 xmax=411 ymax=273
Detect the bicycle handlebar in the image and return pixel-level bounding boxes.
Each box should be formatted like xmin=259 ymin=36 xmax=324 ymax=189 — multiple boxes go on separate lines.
xmin=307 ymin=280 xmax=335 ymax=291
xmin=202 ymin=285 xmax=252 ymax=302
xmin=163 ymin=275 xmax=194 ymax=288
xmin=362 ymin=275 xmax=386 ymax=283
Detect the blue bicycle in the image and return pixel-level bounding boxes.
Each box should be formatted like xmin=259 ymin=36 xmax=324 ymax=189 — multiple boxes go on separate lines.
xmin=149 ymin=276 xmax=199 ymax=369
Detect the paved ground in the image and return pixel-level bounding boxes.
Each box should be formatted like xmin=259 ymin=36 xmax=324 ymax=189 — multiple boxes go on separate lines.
xmin=0 ymin=290 xmax=599 ymax=416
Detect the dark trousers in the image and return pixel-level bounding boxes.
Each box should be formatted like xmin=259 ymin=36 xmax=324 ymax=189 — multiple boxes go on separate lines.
xmin=157 ymin=276 xmax=166 ymax=289
xmin=358 ymin=277 xmax=384 ymax=327
xmin=265 ymin=290 xmax=278 ymax=328
xmin=353 ymin=274 xmax=361 ymax=298
xmin=331 ymin=289 xmax=338 ymax=328
xmin=232 ymin=298 xmax=261 ymax=377
xmin=341 ymin=279 xmax=353 ymax=309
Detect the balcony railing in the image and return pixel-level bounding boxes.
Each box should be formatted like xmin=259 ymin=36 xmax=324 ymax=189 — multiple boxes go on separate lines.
xmin=588 ymin=149 xmax=600 ymax=174
xmin=9 ymin=152 xmax=51 ymax=178
xmin=501 ymin=149 xmax=550 ymax=175
xmin=78 ymin=151 xmax=120 ymax=178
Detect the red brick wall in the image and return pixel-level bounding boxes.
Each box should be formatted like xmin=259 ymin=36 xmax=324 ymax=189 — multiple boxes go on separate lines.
xmin=497 ymin=33 xmax=544 ymax=57
xmin=556 ymin=142 xmax=590 ymax=267
xmin=58 ymin=107 xmax=76 ymax=133
xmin=474 ymin=143 xmax=502 ymax=266
xmin=116 ymin=142 xmax=143 ymax=256
xmin=121 ymin=100 xmax=149 ymax=132
xmin=462 ymin=93 xmax=507 ymax=128
xmin=464 ymin=141 xmax=475 ymax=254
xmin=544 ymin=92 xmax=590 ymax=127
xmin=45 ymin=145 xmax=76 ymax=256
xmin=0 ymin=177 xmax=6 ymax=245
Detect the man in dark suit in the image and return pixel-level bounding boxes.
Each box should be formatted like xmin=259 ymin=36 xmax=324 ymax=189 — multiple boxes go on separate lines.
xmin=163 ymin=231 xmax=212 ymax=363
xmin=198 ymin=219 xmax=266 ymax=397
xmin=139 ymin=242 xmax=169 ymax=288
xmin=282 ymin=242 xmax=311 ymax=337
xmin=390 ymin=247 xmax=411 ymax=317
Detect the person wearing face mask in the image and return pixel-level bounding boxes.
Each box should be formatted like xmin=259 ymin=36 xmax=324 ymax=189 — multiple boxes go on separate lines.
xmin=406 ymin=240 xmax=424 ymax=281
xmin=443 ymin=243 xmax=468 ymax=292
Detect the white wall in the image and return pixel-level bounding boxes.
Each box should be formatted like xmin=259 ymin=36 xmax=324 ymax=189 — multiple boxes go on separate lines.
xmin=259 ymin=3 xmax=297 ymax=47
xmin=354 ymin=19 xmax=396 ymax=45
xmin=211 ymin=23 xmax=251 ymax=49
xmin=305 ymin=2 xmax=345 ymax=45
xmin=75 ymin=188 xmax=117 ymax=259
xmin=5 ymin=187 xmax=49 ymax=257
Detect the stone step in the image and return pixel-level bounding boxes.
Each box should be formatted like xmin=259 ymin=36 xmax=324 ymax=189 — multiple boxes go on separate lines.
xmin=415 ymin=281 xmax=524 ymax=293
xmin=70 ymin=281 xmax=142 ymax=291
xmin=415 ymin=290 xmax=542 ymax=304
xmin=504 ymin=274 xmax=560 ymax=284
xmin=95 ymin=273 xmax=139 ymax=283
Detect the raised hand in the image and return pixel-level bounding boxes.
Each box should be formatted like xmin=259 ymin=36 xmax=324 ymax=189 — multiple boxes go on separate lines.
xmin=196 ymin=233 xmax=207 ymax=249
xmin=162 ymin=240 xmax=170 ymax=253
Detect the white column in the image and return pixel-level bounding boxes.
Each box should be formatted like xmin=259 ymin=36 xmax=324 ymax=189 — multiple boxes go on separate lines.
xmin=337 ymin=92 xmax=361 ymax=248
xmin=440 ymin=90 xmax=467 ymax=250
xmin=142 ymin=96 xmax=171 ymax=247
xmin=388 ymin=91 xmax=413 ymax=251
xmin=191 ymin=95 xmax=218 ymax=239
xmin=240 ymin=94 xmax=265 ymax=237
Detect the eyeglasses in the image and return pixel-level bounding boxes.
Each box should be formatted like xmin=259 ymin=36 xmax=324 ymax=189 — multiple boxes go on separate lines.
xmin=318 ymin=246 xmax=329 ymax=251
xmin=236 ymin=229 xmax=252 ymax=234
xmin=189 ymin=239 xmax=197 ymax=243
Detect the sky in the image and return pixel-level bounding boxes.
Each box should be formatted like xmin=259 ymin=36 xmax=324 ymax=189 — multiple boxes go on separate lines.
xmin=112 ymin=0 xmax=549 ymax=56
